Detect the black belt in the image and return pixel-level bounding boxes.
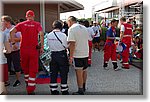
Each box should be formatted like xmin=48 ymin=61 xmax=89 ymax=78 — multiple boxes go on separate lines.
xmin=51 ymin=50 xmax=66 ymax=54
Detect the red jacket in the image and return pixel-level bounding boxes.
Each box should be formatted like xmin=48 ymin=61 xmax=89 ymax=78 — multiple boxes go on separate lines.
xmin=123 ymin=23 xmax=132 ymax=35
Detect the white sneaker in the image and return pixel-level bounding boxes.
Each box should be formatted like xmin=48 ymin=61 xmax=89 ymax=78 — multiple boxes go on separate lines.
xmin=114 ymin=67 xmax=121 ymax=71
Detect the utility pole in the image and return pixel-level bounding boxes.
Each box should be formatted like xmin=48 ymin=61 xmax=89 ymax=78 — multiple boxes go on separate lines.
xmin=119 ymin=0 xmax=125 ymax=19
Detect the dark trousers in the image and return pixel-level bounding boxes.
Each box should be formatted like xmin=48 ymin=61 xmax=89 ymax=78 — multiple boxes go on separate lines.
xmin=5 ymin=50 xmax=21 ymax=72
xmin=50 ymin=50 xmax=69 ymax=92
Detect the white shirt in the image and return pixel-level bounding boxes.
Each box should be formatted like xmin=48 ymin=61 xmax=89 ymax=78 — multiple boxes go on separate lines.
xmin=3 ymin=25 xmax=21 ymax=51
xmin=92 ymin=25 xmax=101 ymax=37
xmin=120 ymin=25 xmax=125 ymax=32
xmin=86 ymin=27 xmax=95 ymax=41
xmin=67 ymin=23 xmax=89 ymax=58
xmin=0 ymin=31 xmax=9 ymax=64
xmin=47 ymin=30 xmax=68 ymax=52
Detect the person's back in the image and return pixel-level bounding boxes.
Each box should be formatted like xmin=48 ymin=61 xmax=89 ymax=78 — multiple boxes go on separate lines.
xmin=67 ymin=16 xmax=89 ymax=95
xmin=68 ymin=23 xmax=89 ymax=58
xmin=16 ymin=20 xmax=42 ymax=49
xmin=86 ymin=27 xmax=95 ymax=41
xmin=10 ymin=10 xmax=44 ymax=95
xmin=92 ymin=25 xmax=100 ymax=37
xmin=47 ymin=30 xmax=68 ymax=52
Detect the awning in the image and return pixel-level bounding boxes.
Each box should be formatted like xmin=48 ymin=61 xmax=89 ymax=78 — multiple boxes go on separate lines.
xmin=1 ymin=0 xmax=84 ymax=13
xmin=59 ymin=0 xmax=84 ymax=13
xmin=96 ymin=6 xmax=119 ymax=13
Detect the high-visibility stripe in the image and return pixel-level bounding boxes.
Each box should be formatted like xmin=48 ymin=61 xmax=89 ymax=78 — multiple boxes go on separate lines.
xmin=29 ymin=77 xmax=36 ymax=81
xmin=112 ymin=61 xmax=117 ymax=62
xmin=24 ymin=75 xmax=29 ymax=77
xmin=61 ymin=84 xmax=68 ymax=87
xmin=28 ymin=83 xmax=35 ymax=86
xmin=51 ymin=88 xmax=58 ymax=91
xmin=123 ymin=35 xmax=132 ymax=37
xmin=123 ymin=62 xmax=129 ymax=64
xmin=50 ymin=83 xmax=58 ymax=86
xmin=61 ymin=88 xmax=69 ymax=92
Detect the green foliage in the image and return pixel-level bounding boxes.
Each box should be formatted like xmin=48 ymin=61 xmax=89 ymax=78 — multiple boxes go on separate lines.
xmin=77 ymin=18 xmax=92 ymax=22
xmin=100 ymin=27 xmax=108 ymax=41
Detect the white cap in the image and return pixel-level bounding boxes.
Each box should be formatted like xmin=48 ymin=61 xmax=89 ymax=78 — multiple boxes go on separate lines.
xmin=93 ymin=21 xmax=97 ymax=24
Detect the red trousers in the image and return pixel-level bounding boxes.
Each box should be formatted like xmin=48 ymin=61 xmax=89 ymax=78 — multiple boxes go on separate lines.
xmin=0 ymin=64 xmax=8 ymax=82
xmin=122 ymin=37 xmax=131 ymax=68
xmin=88 ymin=41 xmax=93 ymax=65
xmin=104 ymin=42 xmax=117 ymax=63
xmin=20 ymin=48 xmax=39 ymax=94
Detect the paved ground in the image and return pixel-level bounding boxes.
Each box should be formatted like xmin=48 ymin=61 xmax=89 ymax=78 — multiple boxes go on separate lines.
xmin=7 ymin=51 xmax=143 ymax=95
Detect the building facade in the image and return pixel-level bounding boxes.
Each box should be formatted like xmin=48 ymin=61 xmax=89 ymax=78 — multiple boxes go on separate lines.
xmin=93 ymin=0 xmax=143 ymax=22
xmin=0 ymin=0 xmax=84 ymax=32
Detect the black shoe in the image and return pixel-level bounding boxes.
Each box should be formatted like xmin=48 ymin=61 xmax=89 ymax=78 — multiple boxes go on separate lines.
xmin=5 ymin=81 xmax=10 ymax=86
xmin=9 ymin=71 xmax=16 ymax=75
xmin=51 ymin=90 xmax=59 ymax=95
xmin=28 ymin=92 xmax=35 ymax=95
xmin=72 ymin=91 xmax=84 ymax=95
xmin=13 ymin=80 xmax=21 ymax=87
xmin=88 ymin=64 xmax=91 ymax=67
xmin=62 ymin=91 xmax=69 ymax=95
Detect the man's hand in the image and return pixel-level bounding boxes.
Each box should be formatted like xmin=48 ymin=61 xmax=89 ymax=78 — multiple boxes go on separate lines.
xmin=12 ymin=44 xmax=18 ymax=50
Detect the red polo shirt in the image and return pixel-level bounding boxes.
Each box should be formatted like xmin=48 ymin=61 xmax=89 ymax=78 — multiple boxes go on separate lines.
xmin=15 ymin=20 xmax=43 ymax=49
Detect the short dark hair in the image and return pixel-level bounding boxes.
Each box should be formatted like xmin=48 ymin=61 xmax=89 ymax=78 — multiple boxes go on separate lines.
xmin=78 ymin=20 xmax=84 ymax=24
xmin=111 ymin=19 xmax=117 ymax=24
xmin=52 ymin=20 xmax=63 ymax=30
xmin=68 ymin=16 xmax=77 ymax=22
xmin=120 ymin=17 xmax=126 ymax=22
xmin=83 ymin=20 xmax=90 ymax=27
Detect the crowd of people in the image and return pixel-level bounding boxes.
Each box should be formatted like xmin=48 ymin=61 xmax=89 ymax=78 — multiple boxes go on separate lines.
xmin=0 ymin=10 xmax=143 ymax=95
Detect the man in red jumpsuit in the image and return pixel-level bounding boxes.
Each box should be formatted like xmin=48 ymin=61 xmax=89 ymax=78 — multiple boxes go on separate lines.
xmin=10 ymin=10 xmax=44 ymax=95
xmin=120 ymin=17 xmax=132 ymax=69
xmin=103 ymin=19 xmax=119 ymax=71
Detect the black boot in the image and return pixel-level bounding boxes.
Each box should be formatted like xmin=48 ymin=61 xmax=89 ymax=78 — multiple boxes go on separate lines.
xmin=28 ymin=92 xmax=35 ymax=95
xmin=103 ymin=63 xmax=109 ymax=70
xmin=83 ymin=83 xmax=86 ymax=92
xmin=62 ymin=91 xmax=69 ymax=95
xmin=72 ymin=88 xmax=84 ymax=95
xmin=113 ymin=62 xmax=119 ymax=71
xmin=51 ymin=90 xmax=59 ymax=95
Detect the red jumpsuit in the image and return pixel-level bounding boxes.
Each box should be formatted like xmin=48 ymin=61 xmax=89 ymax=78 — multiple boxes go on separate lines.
xmin=121 ymin=23 xmax=132 ymax=69
xmin=104 ymin=27 xmax=118 ymax=69
xmin=15 ymin=20 xmax=43 ymax=94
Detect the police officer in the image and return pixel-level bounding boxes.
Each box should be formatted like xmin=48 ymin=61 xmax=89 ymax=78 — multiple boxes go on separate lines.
xmin=47 ymin=20 xmax=69 ymax=95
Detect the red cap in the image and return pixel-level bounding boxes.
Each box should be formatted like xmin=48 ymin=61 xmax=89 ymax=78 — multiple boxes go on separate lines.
xmin=26 ymin=10 xmax=35 ymax=18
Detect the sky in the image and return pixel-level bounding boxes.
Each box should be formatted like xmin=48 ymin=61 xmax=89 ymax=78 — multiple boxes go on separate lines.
xmin=60 ymin=0 xmax=101 ymax=20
